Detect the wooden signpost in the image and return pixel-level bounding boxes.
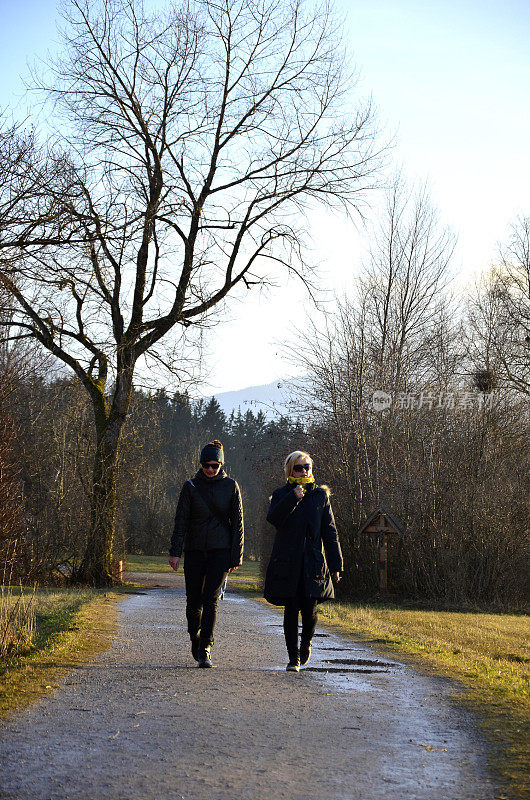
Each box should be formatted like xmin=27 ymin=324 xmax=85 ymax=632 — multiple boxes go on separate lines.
xmin=359 ymin=506 xmax=405 ymax=594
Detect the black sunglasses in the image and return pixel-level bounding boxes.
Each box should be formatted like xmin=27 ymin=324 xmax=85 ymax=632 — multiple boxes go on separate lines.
xmin=202 ymin=462 xmax=221 ymax=470
xmin=293 ymin=463 xmax=311 ymax=472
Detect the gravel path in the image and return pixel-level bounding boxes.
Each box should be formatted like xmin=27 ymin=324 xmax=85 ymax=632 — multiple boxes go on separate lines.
xmin=0 ymin=573 xmax=500 ymax=800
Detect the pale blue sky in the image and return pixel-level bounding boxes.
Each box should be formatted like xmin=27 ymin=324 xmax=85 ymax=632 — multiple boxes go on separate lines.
xmin=1 ymin=0 xmax=529 ymax=393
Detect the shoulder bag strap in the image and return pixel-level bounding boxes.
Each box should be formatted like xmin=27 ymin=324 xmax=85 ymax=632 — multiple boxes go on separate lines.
xmin=187 ymin=479 xmax=231 ymax=534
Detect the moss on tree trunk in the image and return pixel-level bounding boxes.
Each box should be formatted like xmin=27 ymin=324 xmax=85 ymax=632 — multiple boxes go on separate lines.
xmin=73 ymin=377 xmax=130 ymax=586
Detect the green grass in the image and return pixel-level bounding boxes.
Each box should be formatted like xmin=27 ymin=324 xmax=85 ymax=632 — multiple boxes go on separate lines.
xmin=0 ymin=587 xmax=125 ymax=719
xmin=318 ymin=601 xmax=529 ymax=800
xmin=226 ymin=560 xmax=261 ymax=594
xmin=125 ymin=553 xmax=262 ymax=590
xmin=126 ymin=554 xmax=174 ymax=573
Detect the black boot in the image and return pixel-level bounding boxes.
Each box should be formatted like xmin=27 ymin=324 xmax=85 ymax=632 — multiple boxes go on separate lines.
xmin=198 ymin=646 xmax=213 ymax=668
xmin=286 ymin=647 xmax=300 ymax=672
xmin=300 ymin=639 xmax=312 ymax=666
xmin=190 ymin=635 xmax=200 ymax=662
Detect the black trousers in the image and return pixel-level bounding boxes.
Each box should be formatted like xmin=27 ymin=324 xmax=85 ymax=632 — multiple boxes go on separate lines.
xmin=283 ymin=591 xmax=318 ymax=661
xmin=184 ymin=549 xmax=230 ymax=647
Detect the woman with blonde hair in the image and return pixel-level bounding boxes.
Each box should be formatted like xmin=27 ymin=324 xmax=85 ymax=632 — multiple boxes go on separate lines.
xmin=264 ymin=451 xmax=343 ymax=671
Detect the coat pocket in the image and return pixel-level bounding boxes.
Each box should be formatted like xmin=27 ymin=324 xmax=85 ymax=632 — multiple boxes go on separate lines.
xmin=312 ymin=550 xmax=327 ymax=578
xmin=268 ymin=556 xmax=291 ymax=580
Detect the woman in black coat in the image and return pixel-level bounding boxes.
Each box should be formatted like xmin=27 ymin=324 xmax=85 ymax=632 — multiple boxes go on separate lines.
xmin=169 ymin=440 xmax=244 ymax=668
xmin=264 ymin=450 xmax=343 ymax=672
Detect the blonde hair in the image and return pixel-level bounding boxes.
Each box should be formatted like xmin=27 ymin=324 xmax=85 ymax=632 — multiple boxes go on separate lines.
xmin=284 ymin=451 xmax=313 ymax=481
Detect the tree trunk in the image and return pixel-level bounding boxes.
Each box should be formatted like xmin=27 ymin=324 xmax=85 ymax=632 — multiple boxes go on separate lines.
xmin=73 ymin=408 xmax=125 ymax=585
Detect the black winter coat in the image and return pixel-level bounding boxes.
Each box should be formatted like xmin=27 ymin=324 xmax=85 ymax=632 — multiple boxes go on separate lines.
xmin=169 ymin=469 xmax=244 ymax=569
xmin=264 ymin=482 xmax=343 ymax=605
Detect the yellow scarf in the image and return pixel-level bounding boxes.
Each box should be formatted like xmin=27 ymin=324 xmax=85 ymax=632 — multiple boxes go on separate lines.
xmin=287 ymin=474 xmax=315 ymax=495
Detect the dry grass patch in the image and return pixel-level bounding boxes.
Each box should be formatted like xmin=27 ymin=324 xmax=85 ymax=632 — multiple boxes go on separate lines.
xmin=0 ymin=588 xmax=122 ymax=719
xmin=0 ymin=583 xmax=36 ymax=658
xmin=319 ymin=602 xmax=529 ymax=800
xmin=321 ymin=604 xmax=529 ymax=697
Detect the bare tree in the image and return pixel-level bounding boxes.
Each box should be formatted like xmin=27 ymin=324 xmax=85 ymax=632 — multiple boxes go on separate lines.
xmin=0 ymin=0 xmax=380 ymax=583
xmin=285 ymin=178 xmax=463 ymax=597
xmin=359 ymin=176 xmax=456 ymax=391
xmin=493 ymin=216 xmax=530 ymax=396
xmin=0 ymin=323 xmax=25 ymax=567
xmin=467 ymin=216 xmax=530 ymax=400
xmin=350 ymin=177 xmax=456 ymax=505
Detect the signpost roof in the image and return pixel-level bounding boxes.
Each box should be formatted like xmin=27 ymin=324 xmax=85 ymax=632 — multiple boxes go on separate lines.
xmin=359 ymin=506 xmax=406 ymax=536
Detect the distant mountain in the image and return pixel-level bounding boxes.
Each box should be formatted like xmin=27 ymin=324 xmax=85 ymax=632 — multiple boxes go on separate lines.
xmin=207 ymin=378 xmax=304 ymax=418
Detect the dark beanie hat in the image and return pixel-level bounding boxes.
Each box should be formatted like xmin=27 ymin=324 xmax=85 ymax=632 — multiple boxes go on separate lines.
xmin=200 ymin=440 xmax=224 ymax=464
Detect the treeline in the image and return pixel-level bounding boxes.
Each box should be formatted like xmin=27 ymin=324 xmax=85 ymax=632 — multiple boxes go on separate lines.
xmin=0 ymin=358 xmax=304 ymax=580
xmin=292 ymin=194 xmax=530 ymax=609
